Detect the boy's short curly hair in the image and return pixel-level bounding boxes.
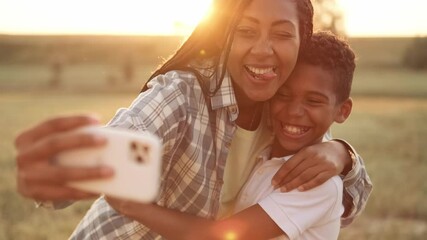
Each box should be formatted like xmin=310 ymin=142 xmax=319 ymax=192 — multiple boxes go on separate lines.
xmin=298 ymin=31 xmax=356 ymax=102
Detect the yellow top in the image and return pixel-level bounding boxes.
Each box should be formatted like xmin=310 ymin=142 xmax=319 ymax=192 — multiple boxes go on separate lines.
xmin=217 ymin=112 xmax=274 ymax=219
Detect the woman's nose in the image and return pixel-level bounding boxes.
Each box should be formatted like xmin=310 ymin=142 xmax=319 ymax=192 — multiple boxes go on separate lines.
xmin=251 ymin=37 xmax=274 ymax=57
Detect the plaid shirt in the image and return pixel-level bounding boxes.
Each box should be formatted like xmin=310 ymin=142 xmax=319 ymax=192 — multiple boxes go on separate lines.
xmin=69 ymin=70 xmax=372 ymax=239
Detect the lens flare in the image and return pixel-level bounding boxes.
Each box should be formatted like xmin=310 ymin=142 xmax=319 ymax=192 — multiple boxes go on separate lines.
xmin=225 ymin=231 xmax=237 ymax=240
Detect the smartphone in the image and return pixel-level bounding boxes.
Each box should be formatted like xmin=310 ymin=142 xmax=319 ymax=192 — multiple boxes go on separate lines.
xmin=55 ymin=126 xmax=162 ymax=203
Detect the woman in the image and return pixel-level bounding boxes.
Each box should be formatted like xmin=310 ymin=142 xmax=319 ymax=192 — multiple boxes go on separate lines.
xmin=15 ymin=0 xmax=371 ymax=238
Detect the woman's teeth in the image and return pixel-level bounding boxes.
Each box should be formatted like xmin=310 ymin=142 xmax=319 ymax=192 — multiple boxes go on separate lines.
xmin=246 ymin=66 xmax=275 ymax=75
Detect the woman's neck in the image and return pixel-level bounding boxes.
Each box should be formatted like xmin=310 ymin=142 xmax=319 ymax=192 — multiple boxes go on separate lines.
xmin=236 ymin=102 xmax=263 ymax=131
xmin=232 ymin=80 xmax=265 ymax=131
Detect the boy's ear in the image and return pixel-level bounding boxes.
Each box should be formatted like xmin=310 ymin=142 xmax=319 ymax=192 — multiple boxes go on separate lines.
xmin=335 ymin=98 xmax=353 ymax=123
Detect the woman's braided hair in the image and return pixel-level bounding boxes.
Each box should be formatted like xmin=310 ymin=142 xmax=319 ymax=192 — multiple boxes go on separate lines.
xmin=142 ymin=0 xmax=314 ymax=96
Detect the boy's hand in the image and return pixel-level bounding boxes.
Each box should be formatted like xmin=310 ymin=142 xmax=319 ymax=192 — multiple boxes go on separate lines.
xmin=271 ymin=141 xmax=350 ymax=192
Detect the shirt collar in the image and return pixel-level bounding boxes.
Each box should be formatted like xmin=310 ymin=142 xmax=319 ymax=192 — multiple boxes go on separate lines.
xmin=270 ymin=155 xmax=293 ymax=162
xmin=210 ymin=70 xmax=237 ymax=110
xmin=259 ymin=146 xmax=293 ymax=163
xmin=193 ymin=60 xmax=238 ymax=121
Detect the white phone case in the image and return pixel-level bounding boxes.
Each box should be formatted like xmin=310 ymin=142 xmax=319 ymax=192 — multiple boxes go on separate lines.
xmin=56 ymin=126 xmax=162 ymax=203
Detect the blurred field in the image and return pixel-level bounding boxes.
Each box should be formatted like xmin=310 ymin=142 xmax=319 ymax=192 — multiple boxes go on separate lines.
xmin=0 ymin=35 xmax=426 ymax=239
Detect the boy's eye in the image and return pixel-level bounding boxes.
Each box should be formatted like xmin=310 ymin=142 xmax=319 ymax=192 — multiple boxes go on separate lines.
xmin=307 ymin=99 xmax=324 ymax=105
xmin=275 ymin=93 xmax=291 ymax=100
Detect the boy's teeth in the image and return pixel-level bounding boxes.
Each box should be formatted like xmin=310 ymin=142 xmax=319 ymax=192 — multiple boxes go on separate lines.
xmin=283 ymin=125 xmax=309 ymax=135
xmin=247 ymin=66 xmax=274 ymax=75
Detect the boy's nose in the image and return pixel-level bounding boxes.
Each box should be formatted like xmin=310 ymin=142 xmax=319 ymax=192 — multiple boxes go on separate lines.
xmin=287 ymin=101 xmax=304 ymax=117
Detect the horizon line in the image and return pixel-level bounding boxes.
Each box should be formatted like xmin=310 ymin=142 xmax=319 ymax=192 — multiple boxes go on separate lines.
xmin=1 ymin=32 xmax=426 ymax=39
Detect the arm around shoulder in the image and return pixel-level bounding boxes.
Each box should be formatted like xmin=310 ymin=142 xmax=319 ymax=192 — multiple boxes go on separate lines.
xmin=333 ymin=139 xmax=373 ymax=227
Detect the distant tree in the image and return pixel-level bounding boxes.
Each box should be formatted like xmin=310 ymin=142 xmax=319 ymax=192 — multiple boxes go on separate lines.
xmin=122 ymin=54 xmax=135 ymax=83
xmin=313 ymin=0 xmax=346 ymax=36
xmin=403 ymin=37 xmax=427 ymax=70
xmin=48 ymin=54 xmax=65 ymax=88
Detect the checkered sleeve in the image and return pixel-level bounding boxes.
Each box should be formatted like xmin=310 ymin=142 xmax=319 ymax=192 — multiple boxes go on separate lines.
xmin=69 ymin=71 xmax=204 ymax=239
xmin=334 ymin=139 xmax=373 ymax=227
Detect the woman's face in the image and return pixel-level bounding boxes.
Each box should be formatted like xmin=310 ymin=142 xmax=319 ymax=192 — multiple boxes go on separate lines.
xmin=227 ymin=0 xmax=300 ymax=105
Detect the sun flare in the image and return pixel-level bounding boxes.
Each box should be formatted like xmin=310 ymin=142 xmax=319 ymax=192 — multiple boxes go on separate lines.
xmin=0 ymin=0 xmax=213 ymax=35
xmin=1 ymin=0 xmax=426 ymax=36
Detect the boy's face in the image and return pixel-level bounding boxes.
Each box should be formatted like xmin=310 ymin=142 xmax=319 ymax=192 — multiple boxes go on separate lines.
xmin=270 ymin=63 xmax=352 ymax=156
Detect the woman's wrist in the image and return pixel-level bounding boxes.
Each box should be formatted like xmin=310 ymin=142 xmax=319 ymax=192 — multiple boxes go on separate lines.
xmin=330 ymin=139 xmax=356 ymax=176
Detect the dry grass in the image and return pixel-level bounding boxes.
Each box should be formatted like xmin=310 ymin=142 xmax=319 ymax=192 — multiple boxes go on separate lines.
xmin=1 ymin=92 xmax=426 ymax=239
xmin=1 ymin=36 xmax=426 ymax=239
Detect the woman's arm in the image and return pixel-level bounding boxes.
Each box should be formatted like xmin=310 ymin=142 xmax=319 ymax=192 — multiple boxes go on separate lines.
xmin=106 ymin=197 xmax=286 ymax=240
xmin=271 ymin=139 xmax=373 ymax=226
xmin=333 ymin=139 xmax=373 ymax=227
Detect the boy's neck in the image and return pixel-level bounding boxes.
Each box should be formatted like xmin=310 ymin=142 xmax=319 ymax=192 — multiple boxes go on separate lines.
xmin=270 ymin=140 xmax=297 ymax=158
xmin=270 ymin=137 xmax=324 ymax=158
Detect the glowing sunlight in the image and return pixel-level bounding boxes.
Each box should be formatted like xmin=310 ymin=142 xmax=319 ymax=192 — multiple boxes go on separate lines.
xmin=0 ymin=0 xmax=213 ymax=35
xmin=0 ymin=0 xmax=426 ymax=37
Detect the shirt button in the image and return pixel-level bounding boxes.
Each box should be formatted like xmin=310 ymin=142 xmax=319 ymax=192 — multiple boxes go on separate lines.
xmin=225 ymin=142 xmax=231 ymax=148
xmin=230 ymin=106 xmax=237 ymax=114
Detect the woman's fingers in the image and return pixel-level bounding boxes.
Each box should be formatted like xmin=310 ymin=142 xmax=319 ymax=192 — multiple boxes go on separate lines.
xmin=16 ymin=132 xmax=107 ymax=167
xmin=19 ymin=182 xmax=99 ymax=201
xmin=17 ymin=165 xmax=113 ymax=200
xmin=14 ymin=114 xmax=114 ymax=202
xmin=272 ymin=144 xmax=338 ymax=192
xmin=271 ymin=154 xmax=303 ymax=188
xmin=19 ymin=164 xmax=114 ymax=184
xmin=15 ymin=115 xmax=100 ymax=150
xmin=296 ymin=171 xmax=332 ymax=191
xmin=279 ymin=166 xmax=333 ymax=192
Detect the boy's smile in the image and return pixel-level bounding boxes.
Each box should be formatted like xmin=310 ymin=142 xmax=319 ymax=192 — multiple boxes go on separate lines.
xmin=281 ymin=123 xmax=310 ymax=137
xmin=270 ymin=63 xmax=351 ymax=157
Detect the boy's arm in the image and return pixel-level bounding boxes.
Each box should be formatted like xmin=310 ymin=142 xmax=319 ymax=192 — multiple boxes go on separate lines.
xmin=106 ymin=197 xmax=287 ymax=240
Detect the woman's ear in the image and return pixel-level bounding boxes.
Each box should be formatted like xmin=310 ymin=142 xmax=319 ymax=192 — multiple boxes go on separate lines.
xmin=335 ymin=98 xmax=353 ymax=123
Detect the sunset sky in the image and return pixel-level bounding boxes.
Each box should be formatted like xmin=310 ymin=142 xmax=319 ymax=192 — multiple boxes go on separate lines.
xmin=0 ymin=0 xmax=426 ymax=37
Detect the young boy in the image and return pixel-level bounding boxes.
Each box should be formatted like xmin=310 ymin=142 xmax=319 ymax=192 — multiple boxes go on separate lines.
xmin=104 ymin=31 xmax=360 ymax=240
xmin=233 ymin=31 xmax=356 ymax=239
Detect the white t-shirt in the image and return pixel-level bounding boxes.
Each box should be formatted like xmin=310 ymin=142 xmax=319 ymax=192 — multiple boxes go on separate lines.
xmin=234 ymin=150 xmax=344 ymax=240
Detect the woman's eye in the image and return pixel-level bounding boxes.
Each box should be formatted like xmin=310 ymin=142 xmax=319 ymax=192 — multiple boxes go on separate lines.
xmin=273 ymin=32 xmax=294 ymax=39
xmin=235 ymin=27 xmax=257 ymax=37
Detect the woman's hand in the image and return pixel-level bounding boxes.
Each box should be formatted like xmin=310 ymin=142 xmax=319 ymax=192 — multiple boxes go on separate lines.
xmin=15 ymin=115 xmax=114 ymax=201
xmin=105 ymin=196 xmax=151 ymax=219
xmin=271 ymin=140 xmax=352 ymax=192
xmin=105 ymin=196 xmax=129 ymax=214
